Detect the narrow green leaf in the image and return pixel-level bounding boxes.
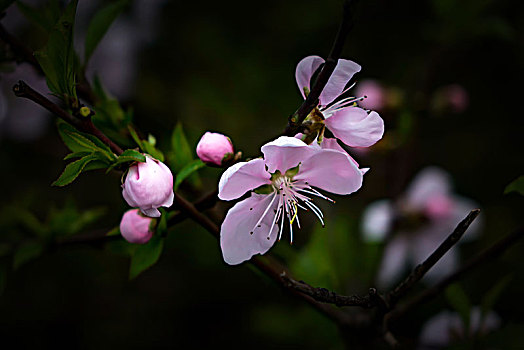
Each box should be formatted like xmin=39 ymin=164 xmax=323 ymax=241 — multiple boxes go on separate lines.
xmin=128 ymin=125 xmax=144 ymax=149
xmin=129 ymin=234 xmax=164 ymax=280
xmin=16 ymin=1 xmax=56 ymax=31
xmin=504 ymin=175 xmax=524 ymax=196
xmin=481 ymin=275 xmax=512 ymax=318
xmin=445 ymin=284 xmax=472 ymax=331
xmin=84 ymin=0 xmax=129 ymax=63
xmin=105 ymin=149 xmax=146 ymax=172
xmin=52 ymin=154 xmax=96 ymax=187
xmin=34 ymin=0 xmax=78 ymax=98
xmin=174 ymin=159 xmax=205 ymax=190
xmin=64 ymin=151 xmax=91 ymax=160
xmin=13 ymin=241 xmax=45 ymax=270
xmin=141 ymin=140 xmax=164 ymax=162
xmin=170 ymin=123 xmax=193 ymax=171
xmin=57 ymin=121 xmax=115 ymax=161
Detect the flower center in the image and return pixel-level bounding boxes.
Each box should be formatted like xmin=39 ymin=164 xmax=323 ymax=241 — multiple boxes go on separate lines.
xmin=250 ymin=170 xmax=334 ymax=244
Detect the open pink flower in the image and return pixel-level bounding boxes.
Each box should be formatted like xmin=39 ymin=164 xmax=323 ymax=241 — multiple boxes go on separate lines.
xmin=295 ymin=55 xmax=384 ymax=148
xmin=218 ymin=136 xmax=364 ymax=265
xmin=361 ymin=167 xmax=482 ymax=287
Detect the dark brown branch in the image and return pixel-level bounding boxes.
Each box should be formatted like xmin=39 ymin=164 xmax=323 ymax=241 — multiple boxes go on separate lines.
xmin=283 ymin=0 xmax=357 ymax=136
xmin=173 ymin=192 xmax=352 ymax=325
xmin=281 ymin=274 xmax=385 ymax=308
xmin=386 ymin=209 xmax=481 ymax=307
xmin=386 ymin=227 xmax=524 ymax=325
xmin=13 ymin=80 xmax=123 ymax=155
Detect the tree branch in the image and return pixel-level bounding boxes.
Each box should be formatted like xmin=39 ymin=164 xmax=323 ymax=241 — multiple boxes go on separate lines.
xmin=13 ymin=80 xmax=123 ymax=155
xmin=283 ymin=0 xmax=357 ymax=136
xmin=386 ymin=209 xmax=481 ymax=307
xmin=386 ymin=227 xmax=524 ymax=325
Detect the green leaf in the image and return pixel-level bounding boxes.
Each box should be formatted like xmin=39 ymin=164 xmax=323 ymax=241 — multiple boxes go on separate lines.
xmin=52 ymin=154 xmax=97 ymax=186
xmin=13 ymin=241 xmax=45 ymax=270
xmin=84 ymin=0 xmax=129 ymax=63
xmin=0 ymin=0 xmax=15 ymax=12
xmin=129 ymin=234 xmax=164 ymax=280
xmin=481 ymin=275 xmax=512 ymax=318
xmin=445 ymin=284 xmax=472 ymax=331
xmin=174 ymin=159 xmax=205 ymax=190
xmin=34 ymin=0 xmax=78 ymax=98
xmin=170 ymin=123 xmax=194 ymax=171
xmin=57 ymin=121 xmax=116 ymax=162
xmin=16 ymin=1 xmax=60 ymax=31
xmin=141 ymin=140 xmax=164 ymax=162
xmin=504 ymin=176 xmax=524 ymax=196
xmin=64 ymin=151 xmax=92 ymax=160
xmin=106 ymin=149 xmax=145 ymax=172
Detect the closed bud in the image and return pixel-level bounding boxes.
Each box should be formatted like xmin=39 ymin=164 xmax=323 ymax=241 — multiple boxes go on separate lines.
xmin=196 ymin=132 xmax=234 ymax=166
xmin=119 ymin=209 xmax=154 ymax=244
xmin=122 ymin=155 xmax=174 ymax=217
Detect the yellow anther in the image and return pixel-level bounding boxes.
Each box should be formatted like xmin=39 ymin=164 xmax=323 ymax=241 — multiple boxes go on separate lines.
xmin=290 ymin=202 xmax=298 ymax=225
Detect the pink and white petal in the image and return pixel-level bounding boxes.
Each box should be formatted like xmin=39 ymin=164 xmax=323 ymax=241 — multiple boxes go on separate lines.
xmin=405 ymin=167 xmax=452 ymax=209
xmin=319 ymin=58 xmax=361 ymax=105
xmin=377 ymin=235 xmax=410 ymax=288
xmin=320 ymin=137 xmax=364 ymax=169
xmin=419 ymin=311 xmax=457 ymax=347
xmin=261 ymin=136 xmax=314 ymax=173
xmin=294 ymin=149 xmax=363 ymax=195
xmin=325 ymin=108 xmax=384 ymax=147
xmin=220 ymin=193 xmax=280 ymax=265
xmin=162 ymin=190 xmax=175 ymax=208
xmin=141 ymin=207 xmax=161 ymax=218
xmin=295 ymin=55 xmax=324 ymax=99
xmin=218 ymin=158 xmax=271 ymax=201
xmin=361 ymin=199 xmax=395 ymax=242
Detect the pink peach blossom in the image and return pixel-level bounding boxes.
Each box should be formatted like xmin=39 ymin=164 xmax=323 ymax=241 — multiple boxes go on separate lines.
xmin=122 ymin=155 xmax=174 ymax=218
xmin=295 ymin=55 xmax=384 ymax=148
xmin=361 ymin=167 xmax=482 ymax=287
xmin=196 ymin=132 xmax=234 ymax=166
xmin=119 ymin=209 xmax=154 ymax=244
xmin=218 ymin=136 xmax=365 ymax=265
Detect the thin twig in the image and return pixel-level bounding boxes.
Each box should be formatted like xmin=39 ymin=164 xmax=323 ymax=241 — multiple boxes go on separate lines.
xmin=13 ymin=80 xmax=123 ymax=155
xmin=386 ymin=227 xmax=524 ymax=325
xmin=281 ymin=274 xmax=384 ymax=308
xmin=387 ymin=209 xmax=481 ymax=307
xmin=283 ymin=0 xmax=357 ymax=136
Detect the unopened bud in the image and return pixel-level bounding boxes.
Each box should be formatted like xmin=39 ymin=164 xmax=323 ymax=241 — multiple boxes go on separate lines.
xmin=79 ymin=106 xmax=91 ymax=117
xmin=196 ymin=132 xmax=234 ymax=166
xmin=122 ymin=155 xmax=174 ymax=217
xmin=119 ymin=209 xmax=154 ymax=244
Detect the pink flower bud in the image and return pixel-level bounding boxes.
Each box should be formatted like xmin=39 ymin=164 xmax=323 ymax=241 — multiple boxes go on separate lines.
xmin=122 ymin=155 xmax=174 ymax=218
xmin=119 ymin=209 xmax=154 ymax=244
xmin=196 ymin=132 xmax=234 ymax=166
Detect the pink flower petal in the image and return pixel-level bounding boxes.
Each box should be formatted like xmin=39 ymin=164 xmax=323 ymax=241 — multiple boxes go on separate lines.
xmin=218 ymin=158 xmax=271 ymax=200
xmin=405 ymin=167 xmax=452 ymax=209
xmin=261 ymin=136 xmax=314 ymax=173
xmin=295 ymin=55 xmax=324 ymax=99
xmin=324 ymin=107 xmax=384 ymax=147
xmin=361 ymin=199 xmax=394 ymax=242
xmin=377 ymin=235 xmax=410 ymax=288
xmin=294 ymin=149 xmax=363 ymax=195
xmin=220 ymin=193 xmax=279 ymax=265
xmin=319 ymin=58 xmax=361 ymax=106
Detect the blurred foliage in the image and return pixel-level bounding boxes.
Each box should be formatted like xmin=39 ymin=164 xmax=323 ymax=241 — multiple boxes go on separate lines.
xmin=0 ymin=0 xmax=523 ymax=348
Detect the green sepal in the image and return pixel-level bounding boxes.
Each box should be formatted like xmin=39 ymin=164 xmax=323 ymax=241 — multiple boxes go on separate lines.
xmin=105 ymin=149 xmax=146 ymax=173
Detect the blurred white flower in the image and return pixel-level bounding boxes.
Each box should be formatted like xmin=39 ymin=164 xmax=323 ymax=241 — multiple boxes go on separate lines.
xmin=418 ymin=307 xmax=500 ymax=349
xmin=361 ymin=167 xmax=482 ymax=287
